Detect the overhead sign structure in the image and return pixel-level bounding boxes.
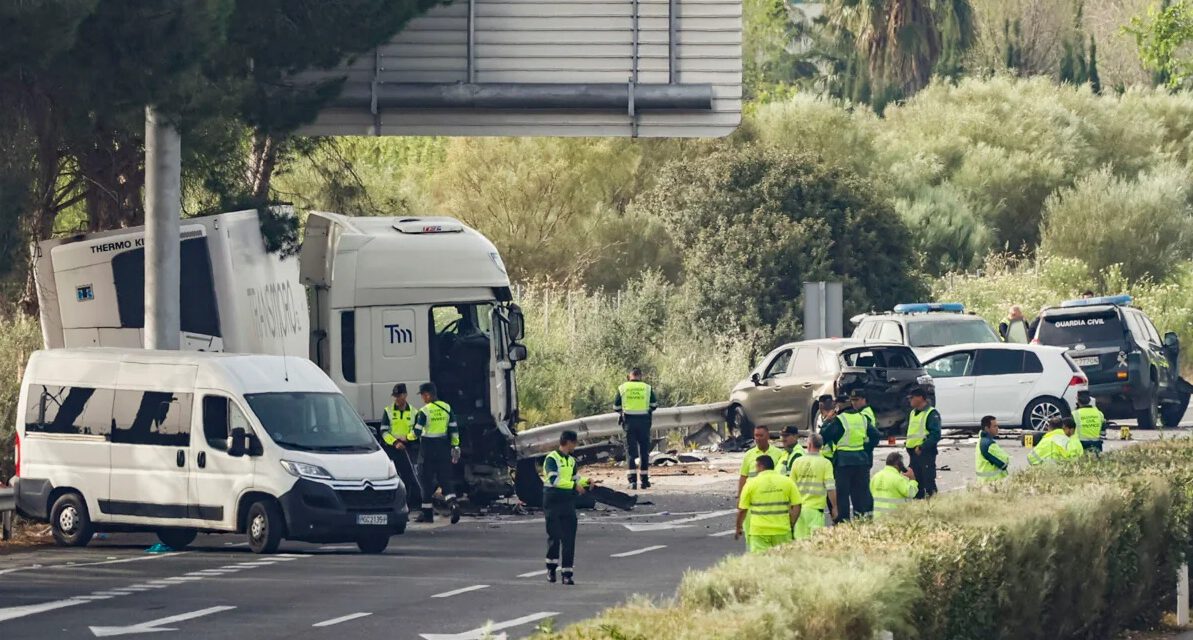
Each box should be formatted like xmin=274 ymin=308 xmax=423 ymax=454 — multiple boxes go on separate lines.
xmin=300 ymin=0 xmax=742 ymax=138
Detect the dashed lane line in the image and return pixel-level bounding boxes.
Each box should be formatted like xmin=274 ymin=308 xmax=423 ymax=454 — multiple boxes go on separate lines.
xmin=610 ymin=545 xmax=667 ymax=558
xmin=313 ymin=612 xmax=374 ymax=627
xmin=431 ymin=585 xmax=490 ymax=599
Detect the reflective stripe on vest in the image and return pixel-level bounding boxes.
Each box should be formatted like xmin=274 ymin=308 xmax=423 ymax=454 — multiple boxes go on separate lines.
xmin=907 ymin=407 xmax=936 ymax=448
xmin=1074 ymin=406 xmax=1103 ymax=442
xmin=837 ymin=413 xmax=867 ymax=452
xmin=618 ymin=381 xmax=652 ymax=415
xmin=861 ymin=405 xmax=876 ymax=428
xmin=419 ymin=401 xmax=453 ymax=437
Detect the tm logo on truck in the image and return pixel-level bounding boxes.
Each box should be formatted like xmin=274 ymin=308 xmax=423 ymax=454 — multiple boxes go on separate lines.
xmin=385 ymin=324 xmax=413 ymax=344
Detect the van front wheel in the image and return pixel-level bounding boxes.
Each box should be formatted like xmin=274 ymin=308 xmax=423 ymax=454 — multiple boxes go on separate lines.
xmin=157 ymin=529 xmax=197 ymax=550
xmin=50 ymin=493 xmax=94 ymax=548
xmin=246 ymin=500 xmax=284 ymax=554
xmin=356 ymin=533 xmax=390 ymax=554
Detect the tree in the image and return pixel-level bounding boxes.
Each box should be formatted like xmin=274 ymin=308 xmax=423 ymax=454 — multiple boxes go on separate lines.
xmin=1128 ymin=0 xmax=1193 ymax=90
xmin=634 ymin=144 xmax=925 ymax=354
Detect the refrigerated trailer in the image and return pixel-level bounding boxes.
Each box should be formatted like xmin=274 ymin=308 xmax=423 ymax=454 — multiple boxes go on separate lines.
xmin=34 ymin=208 xmax=527 ymax=501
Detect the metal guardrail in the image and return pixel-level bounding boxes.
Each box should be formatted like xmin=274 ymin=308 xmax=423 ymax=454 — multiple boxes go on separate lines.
xmin=1 ymin=486 xmax=14 ymax=541
xmin=515 ymin=401 xmax=730 ymax=458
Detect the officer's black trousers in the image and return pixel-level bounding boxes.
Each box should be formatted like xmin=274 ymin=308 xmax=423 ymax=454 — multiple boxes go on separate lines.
xmin=833 ymin=464 xmax=872 ymax=522
xmin=384 ymin=445 xmax=423 ymax=511
xmin=544 ymin=490 xmax=578 ymax=572
xmin=908 ymin=448 xmax=938 ymax=499
xmin=624 ymin=420 xmax=653 ymax=480
xmin=419 ymin=440 xmax=456 ymax=505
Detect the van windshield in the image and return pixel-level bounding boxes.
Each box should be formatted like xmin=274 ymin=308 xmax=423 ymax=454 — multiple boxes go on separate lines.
xmin=245 ymin=392 xmax=379 ymax=453
xmin=907 ymin=319 xmax=998 ymax=348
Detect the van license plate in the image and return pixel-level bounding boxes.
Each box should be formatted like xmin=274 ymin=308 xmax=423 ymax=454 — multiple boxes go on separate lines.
xmin=1073 ymin=357 xmax=1100 ymax=367
xmin=356 ymin=514 xmax=388 ymax=526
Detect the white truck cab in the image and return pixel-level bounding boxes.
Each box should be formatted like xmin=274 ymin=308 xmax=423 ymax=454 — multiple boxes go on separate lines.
xmin=13 ymin=349 xmax=405 ymax=554
xmin=34 ymin=209 xmax=528 ymax=503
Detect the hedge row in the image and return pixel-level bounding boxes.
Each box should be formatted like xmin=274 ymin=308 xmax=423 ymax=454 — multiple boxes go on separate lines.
xmin=536 ymin=439 xmax=1193 ymax=640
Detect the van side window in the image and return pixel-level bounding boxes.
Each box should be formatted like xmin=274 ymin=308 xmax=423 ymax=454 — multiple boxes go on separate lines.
xmin=201 ymin=396 xmax=252 ymax=451
xmin=112 ymin=390 xmax=192 ymax=447
xmin=24 ymin=385 xmax=114 ymax=436
xmin=341 ymin=310 xmax=357 ymax=383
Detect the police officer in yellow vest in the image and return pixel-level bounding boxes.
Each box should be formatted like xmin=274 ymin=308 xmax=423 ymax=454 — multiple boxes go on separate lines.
xmin=413 ymin=382 xmax=461 ymax=524
xmin=381 ymin=384 xmax=422 ymax=512
xmin=789 ymin=434 xmax=837 ymax=538
xmin=543 ymin=429 xmax=594 ymax=585
xmin=615 ymin=367 xmax=658 ymax=490
xmin=1073 ymin=391 xmax=1106 ymax=454
xmin=906 ymin=388 xmax=942 ymax=498
xmin=849 ymin=389 xmax=879 ymax=469
xmin=735 ymin=455 xmax=798 ymax=552
xmin=1027 ymin=416 xmax=1083 ymax=465
xmin=870 ymin=452 xmax=917 ymax=518
xmin=821 ymin=394 xmax=880 ymax=522
xmin=976 ymin=415 xmax=1010 ymax=483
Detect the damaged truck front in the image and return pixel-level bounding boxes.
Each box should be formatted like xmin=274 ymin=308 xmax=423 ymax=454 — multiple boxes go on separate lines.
xmin=34 ymin=208 xmax=529 ymax=503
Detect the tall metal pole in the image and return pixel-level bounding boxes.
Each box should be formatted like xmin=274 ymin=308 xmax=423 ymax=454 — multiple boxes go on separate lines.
xmin=144 ymin=106 xmax=181 ymax=350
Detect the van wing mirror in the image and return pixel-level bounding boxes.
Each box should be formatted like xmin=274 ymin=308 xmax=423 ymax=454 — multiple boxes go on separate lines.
xmin=509 ymin=342 xmax=528 ymax=363
xmin=228 ymin=427 xmax=247 ymax=457
xmin=508 ymin=305 xmax=525 ymax=342
xmin=1164 ymin=331 xmax=1180 ymax=351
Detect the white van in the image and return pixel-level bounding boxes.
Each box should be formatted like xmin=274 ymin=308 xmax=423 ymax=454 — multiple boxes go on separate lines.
xmin=12 ymin=349 xmax=406 ymax=554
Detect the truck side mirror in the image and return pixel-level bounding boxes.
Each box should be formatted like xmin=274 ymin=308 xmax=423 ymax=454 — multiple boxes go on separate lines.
xmin=509 ymin=343 xmax=528 ymax=363
xmin=228 ymin=427 xmax=247 ymax=457
xmin=1164 ymin=331 xmax=1179 ymax=351
xmin=508 ymin=305 xmax=525 ymax=342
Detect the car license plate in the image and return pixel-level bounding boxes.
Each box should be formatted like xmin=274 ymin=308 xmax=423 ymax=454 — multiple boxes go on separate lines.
xmin=356 ymin=514 xmax=388 ymax=526
xmin=1073 ymin=356 xmax=1100 ymax=367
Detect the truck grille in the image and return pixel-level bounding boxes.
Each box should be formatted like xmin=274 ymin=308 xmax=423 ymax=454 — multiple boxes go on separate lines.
xmin=337 ymin=488 xmax=397 ymax=511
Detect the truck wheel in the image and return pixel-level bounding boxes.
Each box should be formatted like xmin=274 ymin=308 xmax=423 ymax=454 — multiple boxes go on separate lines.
xmin=157 ymin=529 xmax=197 ymax=550
xmin=50 ymin=493 xmax=94 ymax=548
xmin=356 ymin=533 xmax=390 ymax=554
xmin=247 ymin=499 xmax=285 ymax=554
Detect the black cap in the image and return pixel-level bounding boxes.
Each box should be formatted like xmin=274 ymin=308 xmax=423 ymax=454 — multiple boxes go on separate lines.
xmin=817 ymin=394 xmax=834 ymax=403
xmin=781 ymin=425 xmax=799 ymax=436
xmin=835 ymin=394 xmax=850 ymax=404
xmin=392 ymin=383 xmax=407 ymax=396
xmin=849 ymin=388 xmax=866 ymax=400
xmin=418 ymin=382 xmax=437 ymax=395
xmin=908 ymin=387 xmax=928 ymax=399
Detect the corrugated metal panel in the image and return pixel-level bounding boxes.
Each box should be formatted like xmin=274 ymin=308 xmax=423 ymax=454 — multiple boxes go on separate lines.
xmin=300 ymin=0 xmax=741 ymax=138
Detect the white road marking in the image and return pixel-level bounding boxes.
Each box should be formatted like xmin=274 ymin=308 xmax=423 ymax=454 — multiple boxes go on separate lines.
xmin=319 ymin=545 xmax=357 ymax=551
xmin=313 ymin=612 xmax=373 ymax=627
xmin=419 ymin=611 xmax=559 ymax=640
xmin=431 ymin=584 xmax=490 ymax=599
xmin=622 ymin=509 xmax=737 ymax=532
xmin=610 ymin=545 xmax=667 ymax=558
xmin=76 ymin=596 xmax=114 ymax=601
xmin=0 ymin=553 xmax=183 ymax=576
xmin=224 ymin=542 xmax=249 ymax=547
xmin=89 ymin=605 xmax=235 ymax=637
xmin=709 ymin=529 xmax=736 ymax=537
xmin=91 ymin=591 xmax=130 ymax=597
xmin=0 ymin=599 xmax=88 ymax=622
xmin=238 ymin=561 xmax=275 ymax=566
xmin=0 ymin=564 xmax=44 ymax=576
xmin=516 ymin=570 xmax=545 ymax=578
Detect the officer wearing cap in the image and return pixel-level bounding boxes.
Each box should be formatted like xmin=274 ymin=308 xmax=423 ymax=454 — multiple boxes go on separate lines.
xmin=906 ymin=388 xmax=941 ymax=498
xmin=848 ymin=389 xmax=879 ymax=468
xmin=381 ymin=384 xmax=422 ymax=512
xmin=820 ymin=393 xmax=880 ymax=522
xmin=413 ymin=382 xmax=461 ymax=524
xmin=779 ymin=426 xmax=805 ymax=476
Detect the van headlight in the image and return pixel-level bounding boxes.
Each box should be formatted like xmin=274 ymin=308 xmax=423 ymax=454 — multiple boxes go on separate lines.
xmin=280 ymin=460 xmax=334 ymax=480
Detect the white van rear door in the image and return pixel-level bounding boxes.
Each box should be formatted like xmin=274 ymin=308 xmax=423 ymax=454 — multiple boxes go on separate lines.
xmin=106 ymin=363 xmax=199 ymax=526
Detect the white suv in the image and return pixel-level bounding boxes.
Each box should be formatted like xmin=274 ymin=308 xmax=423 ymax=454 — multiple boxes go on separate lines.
xmin=920 ymin=343 xmax=1089 ymax=430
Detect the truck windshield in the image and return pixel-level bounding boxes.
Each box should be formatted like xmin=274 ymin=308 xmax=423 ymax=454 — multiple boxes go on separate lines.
xmin=1036 ymin=310 xmax=1124 ymax=348
xmin=245 ymin=392 xmax=379 ymax=453
xmin=907 ymin=319 xmax=998 ymax=348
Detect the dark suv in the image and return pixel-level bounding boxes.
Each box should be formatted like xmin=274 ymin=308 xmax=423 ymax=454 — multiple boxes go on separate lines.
xmin=1034 ymin=295 xmax=1190 ymax=428
xmin=729 ymin=339 xmax=934 ymax=433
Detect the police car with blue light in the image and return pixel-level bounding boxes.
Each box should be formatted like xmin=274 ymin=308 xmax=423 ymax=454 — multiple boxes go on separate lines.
xmin=851 ymin=303 xmax=1001 ymax=360
xmin=1034 ymin=295 xmax=1192 ymax=429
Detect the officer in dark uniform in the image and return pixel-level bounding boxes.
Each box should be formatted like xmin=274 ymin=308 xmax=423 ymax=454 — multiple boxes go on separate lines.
xmin=614 ymin=367 xmax=658 ymax=490
xmin=380 ymin=384 xmax=422 ymax=512
xmin=413 ymin=382 xmax=461 ymax=524
xmin=543 ymin=429 xmax=595 ymax=585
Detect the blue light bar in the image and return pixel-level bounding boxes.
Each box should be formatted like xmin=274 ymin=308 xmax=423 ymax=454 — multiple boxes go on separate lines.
xmin=893 ymin=302 xmax=966 ymax=314
xmin=1060 ymin=294 xmax=1132 ymax=308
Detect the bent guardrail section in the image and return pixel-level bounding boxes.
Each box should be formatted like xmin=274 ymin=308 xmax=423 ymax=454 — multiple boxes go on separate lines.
xmin=515 ymin=402 xmax=730 ymax=458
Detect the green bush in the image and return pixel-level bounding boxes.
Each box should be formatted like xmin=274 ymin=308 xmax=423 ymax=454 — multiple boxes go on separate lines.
xmin=0 ymin=314 xmax=42 ymax=479
xmin=535 ymin=439 xmax=1193 ymax=640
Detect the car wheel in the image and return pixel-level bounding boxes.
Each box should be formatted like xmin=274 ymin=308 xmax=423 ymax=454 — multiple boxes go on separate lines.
xmin=50 ymin=493 xmax=94 ymax=548
xmin=356 ymin=533 xmax=390 ymax=554
xmin=247 ymin=499 xmax=285 ymax=554
xmin=1023 ymin=396 xmax=1066 ymax=431
xmin=156 ymin=529 xmax=198 ymax=550
xmin=1137 ymin=402 xmax=1159 ymax=430
xmin=730 ymin=405 xmax=753 ymax=436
